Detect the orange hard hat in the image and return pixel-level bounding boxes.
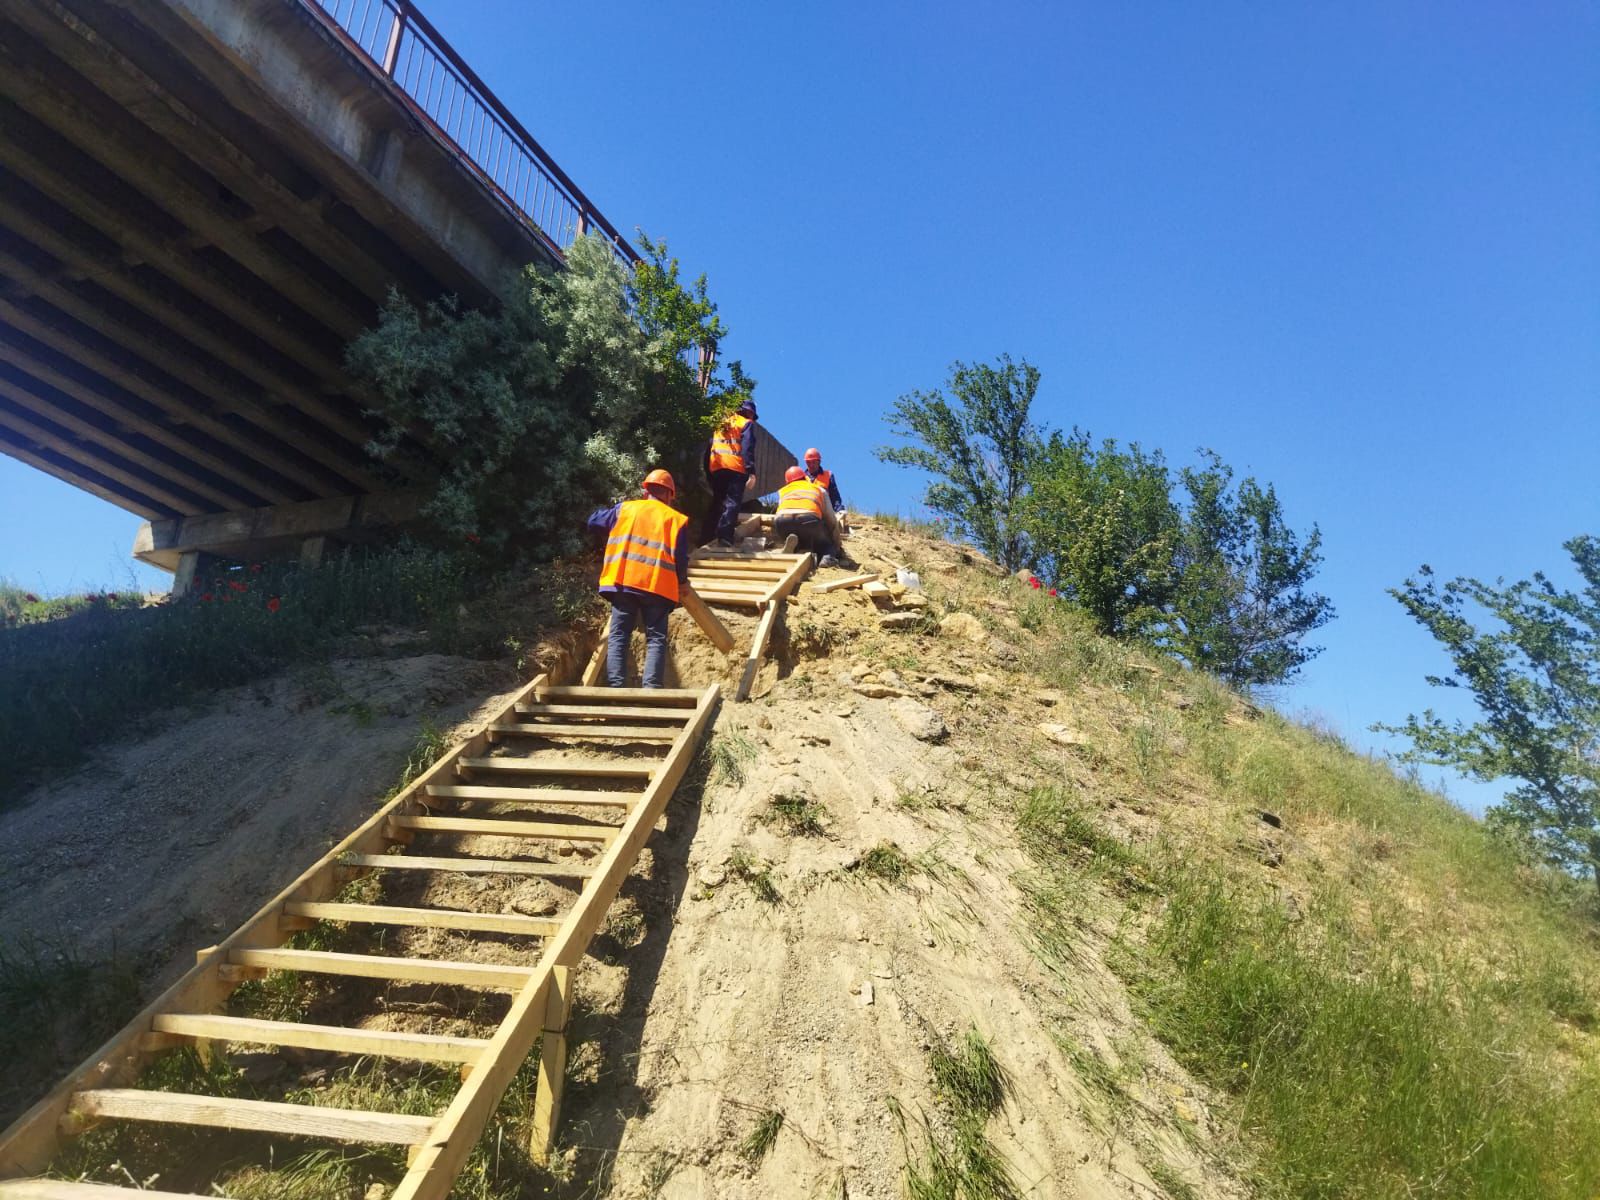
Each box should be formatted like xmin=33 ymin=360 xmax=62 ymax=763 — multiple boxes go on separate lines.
xmin=641 ymin=469 xmax=675 ymax=495
xmin=784 ymin=465 xmax=806 ymax=483
xmin=804 ymin=447 xmax=821 ymax=463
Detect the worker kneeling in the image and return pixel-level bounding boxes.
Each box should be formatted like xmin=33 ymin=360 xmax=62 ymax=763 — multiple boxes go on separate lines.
xmin=774 ymin=465 xmax=847 ymax=565
xmin=586 ymin=470 xmax=691 ymax=688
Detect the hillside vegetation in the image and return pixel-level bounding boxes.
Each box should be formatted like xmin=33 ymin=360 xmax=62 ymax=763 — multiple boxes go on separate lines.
xmin=3 ymin=520 xmax=1597 ymax=1199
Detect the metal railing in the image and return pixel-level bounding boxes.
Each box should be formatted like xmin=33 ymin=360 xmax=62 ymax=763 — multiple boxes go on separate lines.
xmin=301 ymin=0 xmax=638 ymax=265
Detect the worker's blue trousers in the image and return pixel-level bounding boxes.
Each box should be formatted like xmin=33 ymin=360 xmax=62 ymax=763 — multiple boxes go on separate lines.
xmin=606 ymin=593 xmax=672 ymax=688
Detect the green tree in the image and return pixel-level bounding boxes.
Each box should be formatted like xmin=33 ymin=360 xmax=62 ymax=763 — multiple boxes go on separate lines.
xmin=1023 ymin=431 xmax=1180 ymax=637
xmin=1376 ymin=536 xmax=1600 ymax=884
xmin=1168 ymin=453 xmax=1334 ymax=687
xmin=347 ymin=233 xmax=739 ymax=554
xmin=877 ymin=355 xmax=1041 ymax=570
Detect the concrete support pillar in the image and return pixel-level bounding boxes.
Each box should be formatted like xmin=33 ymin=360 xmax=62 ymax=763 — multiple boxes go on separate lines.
xmin=299 ymin=535 xmax=327 ymax=568
xmin=170 ymin=549 xmax=210 ymax=597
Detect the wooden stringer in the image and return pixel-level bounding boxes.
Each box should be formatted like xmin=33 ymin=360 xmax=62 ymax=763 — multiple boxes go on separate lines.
xmin=0 ymin=677 xmax=720 ymax=1199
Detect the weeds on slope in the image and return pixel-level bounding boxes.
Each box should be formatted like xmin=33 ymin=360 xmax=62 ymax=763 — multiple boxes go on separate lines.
xmin=960 ymin=555 xmax=1600 ymax=1197
xmin=891 ymin=1026 xmax=1019 ymax=1200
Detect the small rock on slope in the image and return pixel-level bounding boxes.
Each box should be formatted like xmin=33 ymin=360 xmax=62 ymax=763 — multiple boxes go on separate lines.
xmin=891 ymin=698 xmax=948 ymax=742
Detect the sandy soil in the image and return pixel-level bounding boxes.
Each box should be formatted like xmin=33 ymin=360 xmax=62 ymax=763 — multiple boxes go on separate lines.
xmin=547 ymin=524 xmax=1247 ymax=1200
xmin=2 ymin=525 xmax=1249 ymax=1198
xmin=0 ymin=653 xmax=517 ymax=983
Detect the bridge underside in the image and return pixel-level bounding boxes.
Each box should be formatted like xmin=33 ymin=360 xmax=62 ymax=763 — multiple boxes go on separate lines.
xmin=0 ymin=0 xmax=559 ymax=529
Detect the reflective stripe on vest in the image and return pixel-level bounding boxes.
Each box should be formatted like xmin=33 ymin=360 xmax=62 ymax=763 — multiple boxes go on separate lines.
xmin=709 ymin=414 xmax=750 ymax=473
xmin=776 ymin=479 xmax=825 ymax=519
xmin=598 ymin=498 xmax=688 ymax=603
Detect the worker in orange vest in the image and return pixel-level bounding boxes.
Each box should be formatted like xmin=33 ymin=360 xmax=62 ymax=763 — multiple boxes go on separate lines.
xmin=701 ymin=399 xmax=759 ymax=547
xmin=803 ymin=448 xmax=844 ymax=511
xmin=774 ymin=465 xmax=851 ymax=566
xmin=586 ymin=469 xmax=692 ymax=688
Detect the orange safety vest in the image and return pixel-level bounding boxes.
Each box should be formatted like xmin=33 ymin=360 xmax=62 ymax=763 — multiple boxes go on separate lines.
xmin=709 ymin=414 xmax=750 ymax=473
xmin=808 ymin=468 xmax=833 ymax=490
xmin=776 ymin=479 xmax=825 ymax=519
xmin=598 ymin=498 xmax=687 ymax=603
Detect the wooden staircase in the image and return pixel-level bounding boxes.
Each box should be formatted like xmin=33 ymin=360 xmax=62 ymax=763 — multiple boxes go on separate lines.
xmin=0 ymin=676 xmax=719 ymax=1199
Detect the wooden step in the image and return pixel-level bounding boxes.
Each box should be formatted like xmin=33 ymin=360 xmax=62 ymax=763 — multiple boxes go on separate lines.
xmin=516 ymin=702 xmax=693 ymax=721
xmin=425 ymin=784 xmax=637 ymax=806
xmin=536 ymin=685 xmax=700 ymax=704
xmin=487 ymin=723 xmax=678 ymax=742
xmin=65 ymin=1088 xmax=436 ymax=1144
xmin=230 ymin=948 xmax=535 ymax=990
xmin=150 ymin=1013 xmax=488 ymax=1063
xmin=692 ymin=593 xmax=763 ymax=608
xmin=456 ymin=757 xmax=655 ymax=779
xmin=392 ymin=815 xmax=617 ymax=843
xmin=343 ymin=853 xmax=595 ymax=878
xmin=685 ymin=577 xmax=772 ymax=591
xmin=285 ymin=901 xmax=560 ymax=938
xmin=0 ymin=1181 xmax=211 ymax=1198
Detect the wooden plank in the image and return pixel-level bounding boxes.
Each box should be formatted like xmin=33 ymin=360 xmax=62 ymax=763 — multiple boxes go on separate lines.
xmin=0 ymin=669 xmax=555 ymax=1177
xmin=693 ymin=592 xmax=764 ymax=608
xmin=0 ymin=1180 xmax=211 ymax=1198
xmin=579 ymin=640 xmax=606 ymax=687
xmin=229 ymin=949 xmax=534 ymax=991
xmin=391 ymin=685 xmax=721 ymax=1200
xmin=392 ymin=815 xmax=617 ymax=844
xmin=515 ymin=703 xmax=693 ymax=721
xmin=284 ymin=902 xmax=560 ymax=938
xmin=686 ymin=563 xmax=792 ymax=577
xmin=67 ymin=1089 xmax=434 ymax=1146
xmin=527 ymin=965 xmax=572 ymax=1166
xmin=455 ymin=758 xmax=656 ymax=779
xmin=691 ymin=548 xmax=810 ymax=561
xmin=486 ymin=723 xmax=678 ymax=743
xmin=424 ymin=784 xmax=637 ymax=806
xmin=863 ymin=581 xmax=894 ymax=602
xmin=809 ymin=571 xmax=878 ymax=594
xmin=536 ymin=686 xmax=701 ymax=703
xmin=149 ymin=1014 xmax=487 ymax=1064
xmin=679 ymin=583 xmax=736 ymax=653
xmin=342 ymin=854 xmax=594 ymax=879
xmin=685 ymin=576 xmax=772 ymax=592
xmin=767 ymin=554 xmax=816 ymax=604
xmin=737 ymin=601 xmax=783 ymax=703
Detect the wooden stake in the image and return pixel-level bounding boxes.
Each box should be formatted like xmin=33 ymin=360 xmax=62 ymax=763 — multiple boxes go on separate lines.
xmin=679 ymin=583 xmax=735 ymax=652
xmin=528 ymin=965 xmax=572 ymax=1165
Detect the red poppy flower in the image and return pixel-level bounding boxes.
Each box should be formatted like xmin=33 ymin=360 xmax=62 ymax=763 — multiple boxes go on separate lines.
xmin=465 ymin=533 xmax=481 ymax=544
xmin=199 ymin=592 xmax=214 ymax=602
xmin=266 ymin=596 xmax=281 ymax=613
xmin=249 ymin=563 xmax=263 ymax=574
xmin=105 ymin=593 xmax=118 ymax=601
xmin=228 ymin=581 xmax=247 ymax=592
xmin=1048 ymin=588 xmax=1058 ymax=598
xmin=1029 ymin=577 xmax=1041 ymax=589
xmin=23 ymin=593 xmax=38 ymax=604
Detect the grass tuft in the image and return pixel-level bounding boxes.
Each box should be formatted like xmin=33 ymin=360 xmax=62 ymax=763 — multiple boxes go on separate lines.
xmin=769 ymin=794 xmax=829 ymax=836
xmin=856 ymin=841 xmax=916 ymax=884
xmin=729 ymin=848 xmax=782 ymax=904
xmin=709 ymin=730 xmax=759 ymax=787
xmin=738 ymin=1107 xmax=784 ymax=1163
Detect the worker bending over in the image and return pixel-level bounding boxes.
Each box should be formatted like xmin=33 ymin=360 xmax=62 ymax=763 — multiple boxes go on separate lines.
xmin=701 ymin=400 xmax=759 ymax=546
xmin=774 ymin=465 xmax=850 ymax=567
xmin=586 ymin=470 xmax=691 ymax=689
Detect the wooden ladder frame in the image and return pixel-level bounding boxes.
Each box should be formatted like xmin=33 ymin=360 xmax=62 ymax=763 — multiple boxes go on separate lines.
xmin=0 ymin=676 xmax=720 ymax=1199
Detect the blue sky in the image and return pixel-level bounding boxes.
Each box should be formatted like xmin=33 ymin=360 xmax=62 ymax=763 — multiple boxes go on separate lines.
xmin=2 ymin=0 xmax=1596 ymax=811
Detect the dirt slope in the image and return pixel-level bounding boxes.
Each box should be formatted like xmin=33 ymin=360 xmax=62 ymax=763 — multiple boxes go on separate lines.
xmin=554 ymin=523 xmax=1247 ymax=1199
xmin=0 ymin=653 xmax=516 ymax=988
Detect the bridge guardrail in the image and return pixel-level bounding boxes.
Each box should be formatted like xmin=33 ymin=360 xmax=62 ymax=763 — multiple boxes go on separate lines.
xmin=302 ymin=0 xmax=638 ymax=266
